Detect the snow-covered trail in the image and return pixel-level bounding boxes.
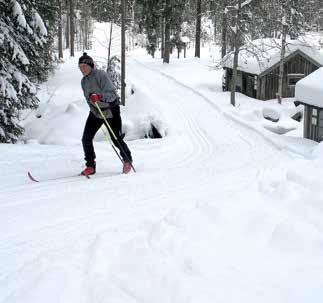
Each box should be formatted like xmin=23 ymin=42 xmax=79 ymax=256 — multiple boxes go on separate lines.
xmin=127 ymin=58 xmax=286 ymax=189
xmin=1 ymin=56 xmax=323 ymax=303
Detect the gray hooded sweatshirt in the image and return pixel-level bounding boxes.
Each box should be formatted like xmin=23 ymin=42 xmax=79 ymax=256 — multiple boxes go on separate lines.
xmin=81 ymin=68 xmax=119 ymax=119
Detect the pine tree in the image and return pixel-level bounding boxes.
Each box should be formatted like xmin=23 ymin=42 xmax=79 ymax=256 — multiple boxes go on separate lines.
xmin=136 ymin=0 xmax=163 ymax=58
xmin=0 ymin=0 xmax=48 ymax=143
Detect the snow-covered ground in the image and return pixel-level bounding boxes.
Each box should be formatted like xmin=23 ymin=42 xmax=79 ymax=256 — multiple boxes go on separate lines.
xmin=2 ymin=23 xmax=323 ymax=303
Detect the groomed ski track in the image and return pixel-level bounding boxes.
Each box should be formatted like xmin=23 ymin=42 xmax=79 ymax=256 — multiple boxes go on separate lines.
xmin=0 ymin=58 xmax=312 ymax=303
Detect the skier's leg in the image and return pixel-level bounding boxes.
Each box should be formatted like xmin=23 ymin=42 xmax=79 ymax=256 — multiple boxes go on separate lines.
xmin=105 ymin=106 xmax=132 ymax=163
xmin=82 ymin=111 xmax=103 ymax=168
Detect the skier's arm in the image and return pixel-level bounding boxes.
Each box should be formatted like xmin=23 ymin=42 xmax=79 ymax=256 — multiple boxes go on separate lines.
xmin=96 ymin=70 xmax=118 ymax=105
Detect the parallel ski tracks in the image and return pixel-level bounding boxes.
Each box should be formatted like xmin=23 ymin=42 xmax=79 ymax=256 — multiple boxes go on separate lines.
xmin=128 ymin=58 xmax=280 ymax=193
xmin=0 ymin=58 xmax=286 ymax=300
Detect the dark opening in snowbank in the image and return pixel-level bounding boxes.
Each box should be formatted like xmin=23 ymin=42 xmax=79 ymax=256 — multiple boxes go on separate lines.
xmin=144 ymin=123 xmax=163 ymax=139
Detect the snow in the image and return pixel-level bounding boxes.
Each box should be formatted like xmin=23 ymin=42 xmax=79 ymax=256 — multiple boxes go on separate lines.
xmin=241 ymin=0 xmax=254 ymax=7
xmin=2 ymin=23 xmax=323 ymax=303
xmin=181 ymin=36 xmax=190 ymax=43
xmin=0 ymin=23 xmax=30 ymax=65
xmin=33 ymin=11 xmax=47 ymax=36
xmin=12 ymin=0 xmax=27 ymax=29
xmin=223 ymin=37 xmax=323 ymax=75
xmin=295 ymin=67 xmax=323 ymax=108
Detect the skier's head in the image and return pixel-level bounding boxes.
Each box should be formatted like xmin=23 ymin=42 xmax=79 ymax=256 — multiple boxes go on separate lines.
xmin=79 ymin=52 xmax=94 ymax=68
xmin=79 ymin=52 xmax=94 ymax=76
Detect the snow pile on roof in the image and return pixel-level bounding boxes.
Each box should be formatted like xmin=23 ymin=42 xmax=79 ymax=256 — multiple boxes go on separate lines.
xmin=295 ymin=67 xmax=323 ymax=107
xmin=223 ymin=38 xmax=323 ymax=75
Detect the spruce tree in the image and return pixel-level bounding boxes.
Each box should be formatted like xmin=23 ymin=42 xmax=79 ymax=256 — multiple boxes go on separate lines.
xmin=0 ymin=0 xmax=48 ymax=143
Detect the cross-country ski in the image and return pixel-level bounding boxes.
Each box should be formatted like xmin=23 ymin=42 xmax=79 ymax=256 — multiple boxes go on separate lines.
xmin=27 ymin=171 xmax=90 ymax=182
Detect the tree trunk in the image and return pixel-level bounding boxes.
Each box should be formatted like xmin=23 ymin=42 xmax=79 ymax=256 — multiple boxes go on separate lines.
xmin=230 ymin=0 xmax=242 ymax=107
xmin=84 ymin=18 xmax=89 ymax=50
xmin=195 ymin=0 xmax=202 ymax=58
xmin=277 ymin=26 xmax=287 ymax=104
xmin=163 ymin=0 xmax=171 ymax=64
xmin=65 ymin=1 xmax=70 ymax=49
xmin=58 ymin=0 xmax=63 ymax=58
xmin=210 ymin=0 xmax=217 ymax=43
xmin=164 ymin=22 xmax=170 ymax=63
xmin=108 ymin=22 xmax=113 ymax=64
xmin=213 ymin=16 xmax=217 ymax=43
xmin=221 ymin=0 xmax=227 ymax=58
xmin=161 ymin=17 xmax=165 ymax=58
xmin=121 ymin=0 xmax=126 ymax=105
xmin=69 ymin=0 xmax=75 ymax=57
xmin=277 ymin=4 xmax=288 ymax=104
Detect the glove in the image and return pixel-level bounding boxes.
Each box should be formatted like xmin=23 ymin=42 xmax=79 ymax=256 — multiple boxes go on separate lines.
xmin=89 ymin=93 xmax=103 ymax=103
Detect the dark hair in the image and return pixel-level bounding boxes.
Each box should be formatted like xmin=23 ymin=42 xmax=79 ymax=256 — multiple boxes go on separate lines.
xmin=78 ymin=52 xmax=94 ymax=68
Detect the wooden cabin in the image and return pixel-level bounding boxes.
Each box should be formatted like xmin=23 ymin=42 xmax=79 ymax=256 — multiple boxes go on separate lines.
xmin=223 ymin=38 xmax=323 ymax=101
xmin=295 ymin=67 xmax=323 ymax=142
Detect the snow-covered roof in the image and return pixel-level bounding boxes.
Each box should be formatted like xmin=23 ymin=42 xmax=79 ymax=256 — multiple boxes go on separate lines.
xmin=223 ymin=38 xmax=323 ymax=76
xmin=295 ymin=67 xmax=323 ymax=108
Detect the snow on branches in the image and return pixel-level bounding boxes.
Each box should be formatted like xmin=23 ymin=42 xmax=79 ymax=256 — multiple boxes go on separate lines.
xmin=0 ymin=0 xmax=48 ymax=143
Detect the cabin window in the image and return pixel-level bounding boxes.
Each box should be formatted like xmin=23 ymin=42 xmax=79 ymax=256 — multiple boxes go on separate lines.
xmin=312 ymin=108 xmax=318 ymax=126
xmin=288 ymin=74 xmax=304 ymax=87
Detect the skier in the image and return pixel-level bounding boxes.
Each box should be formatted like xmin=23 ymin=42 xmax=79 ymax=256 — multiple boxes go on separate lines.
xmin=79 ymin=52 xmax=133 ymax=176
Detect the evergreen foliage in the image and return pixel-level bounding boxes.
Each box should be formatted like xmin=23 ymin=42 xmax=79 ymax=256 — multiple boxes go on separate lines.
xmin=0 ymin=0 xmax=50 ymax=143
xmin=1 ymin=0 xmax=321 ymax=143
xmin=135 ymin=0 xmax=163 ymax=57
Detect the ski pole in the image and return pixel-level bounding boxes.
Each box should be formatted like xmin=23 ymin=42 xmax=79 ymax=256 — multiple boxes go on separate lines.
xmin=99 ymin=127 xmax=124 ymax=164
xmin=95 ymin=102 xmax=136 ymax=173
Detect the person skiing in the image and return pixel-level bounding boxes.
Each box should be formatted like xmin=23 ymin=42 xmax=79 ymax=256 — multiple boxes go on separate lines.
xmin=79 ymin=52 xmax=133 ymax=176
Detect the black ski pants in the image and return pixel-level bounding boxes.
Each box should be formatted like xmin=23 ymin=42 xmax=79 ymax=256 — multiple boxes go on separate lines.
xmin=82 ymin=106 xmax=132 ymax=167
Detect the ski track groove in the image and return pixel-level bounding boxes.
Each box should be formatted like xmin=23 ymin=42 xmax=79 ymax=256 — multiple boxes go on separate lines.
xmin=128 ymin=59 xmax=272 ymax=186
xmin=0 ymin=57 xmax=291 ymax=302
xmin=131 ymin=60 xmax=288 ymax=205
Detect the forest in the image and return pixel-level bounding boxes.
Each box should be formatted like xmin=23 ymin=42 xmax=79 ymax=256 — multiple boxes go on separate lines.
xmin=0 ymin=0 xmax=322 ymax=142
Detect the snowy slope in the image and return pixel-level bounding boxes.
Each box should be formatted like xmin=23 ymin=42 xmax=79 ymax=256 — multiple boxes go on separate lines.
xmin=1 ymin=24 xmax=323 ymax=303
